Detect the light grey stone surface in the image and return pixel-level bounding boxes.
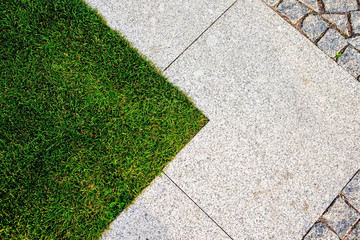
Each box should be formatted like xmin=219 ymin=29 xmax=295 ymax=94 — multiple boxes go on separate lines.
xmin=85 ymin=0 xmax=235 ymax=69
xmin=323 ymin=0 xmax=358 ymax=13
xmin=299 ymin=0 xmax=319 ymax=12
xmin=302 ymin=15 xmax=329 ymax=41
xmin=304 ymin=222 xmax=339 ymax=240
xmin=343 ymin=172 xmax=360 ymax=211
xmin=347 ymin=222 xmax=360 ymax=240
xmin=277 ymin=0 xmax=310 ymax=23
xmin=263 ymin=0 xmax=280 ymax=6
xmin=322 ymin=14 xmax=350 ymax=36
xmin=317 ymin=28 xmax=348 ymax=57
xmin=164 ymin=0 xmax=360 ymax=239
xmin=101 ymin=175 xmax=230 ymax=240
xmin=348 ymin=37 xmax=360 ymax=51
xmin=351 ymin=12 xmax=360 ymax=35
xmin=338 ymin=46 xmax=360 ymax=78
xmin=265 ymin=0 xmax=360 ymax=78
xmin=322 ymin=197 xmax=360 ymax=238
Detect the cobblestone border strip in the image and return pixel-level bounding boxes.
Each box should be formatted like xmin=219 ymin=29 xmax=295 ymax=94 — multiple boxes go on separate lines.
xmin=263 ymin=0 xmax=360 ymax=80
xmin=302 ymin=170 xmax=360 ymax=240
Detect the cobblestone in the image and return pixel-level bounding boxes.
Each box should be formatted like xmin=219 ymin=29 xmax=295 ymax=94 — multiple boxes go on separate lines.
xmin=322 ymin=0 xmax=358 ymax=13
xmin=338 ymin=46 xmax=360 ymax=78
xmin=302 ymin=14 xmax=329 ymax=41
xmin=263 ymin=0 xmax=360 ymax=78
xmin=302 ymin=171 xmax=360 ymax=240
xmin=277 ymin=0 xmax=310 ymax=23
xmin=351 ymin=12 xmax=360 ymax=35
xmin=322 ymin=14 xmax=350 ymax=36
xmin=299 ymin=0 xmax=319 ymax=12
xmin=342 ymin=172 xmax=360 ymax=211
xmin=317 ymin=28 xmax=347 ymax=57
xmin=304 ymin=222 xmax=339 ymax=240
xmin=322 ymin=197 xmax=359 ymax=238
xmin=347 ymin=221 xmax=360 ymax=240
xmin=348 ymin=37 xmax=360 ymax=51
xmin=262 ymin=0 xmax=280 ymax=6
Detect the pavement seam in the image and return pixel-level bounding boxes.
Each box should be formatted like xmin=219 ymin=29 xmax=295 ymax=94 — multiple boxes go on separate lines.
xmin=161 ymin=2 xmax=240 ymax=237
xmin=163 ymin=172 xmax=235 ymax=240
xmin=265 ymin=0 xmax=360 ymax=78
xmin=303 ymin=170 xmax=360 ymax=239
xmin=163 ymin=0 xmax=238 ymax=72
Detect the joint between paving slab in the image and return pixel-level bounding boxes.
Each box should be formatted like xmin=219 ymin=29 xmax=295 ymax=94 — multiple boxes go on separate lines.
xmin=302 ymin=170 xmax=360 ymax=239
xmin=163 ymin=0 xmax=238 ymax=72
xmin=344 ymin=218 xmax=360 ymax=239
xmin=163 ymin=172 xmax=235 ymax=240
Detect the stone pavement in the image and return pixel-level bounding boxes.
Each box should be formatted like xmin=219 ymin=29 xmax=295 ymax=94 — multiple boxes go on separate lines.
xmin=263 ymin=0 xmax=360 ymax=79
xmin=85 ymin=0 xmax=360 ymax=239
xmin=304 ymin=170 xmax=360 ymax=239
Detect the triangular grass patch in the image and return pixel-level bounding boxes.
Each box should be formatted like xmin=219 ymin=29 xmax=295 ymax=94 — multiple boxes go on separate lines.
xmin=0 ymin=0 xmax=208 ymax=238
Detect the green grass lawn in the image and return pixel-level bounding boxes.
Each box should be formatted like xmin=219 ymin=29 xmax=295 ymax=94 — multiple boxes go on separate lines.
xmin=0 ymin=0 xmax=207 ymax=239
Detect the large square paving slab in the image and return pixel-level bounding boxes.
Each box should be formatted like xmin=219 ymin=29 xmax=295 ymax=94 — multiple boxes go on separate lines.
xmin=163 ymin=0 xmax=360 ymax=238
xmin=87 ymin=0 xmax=360 ymax=239
xmin=85 ymin=0 xmax=235 ymax=69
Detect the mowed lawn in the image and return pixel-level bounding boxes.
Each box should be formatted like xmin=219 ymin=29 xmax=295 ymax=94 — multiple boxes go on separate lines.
xmin=0 ymin=0 xmax=207 ymax=239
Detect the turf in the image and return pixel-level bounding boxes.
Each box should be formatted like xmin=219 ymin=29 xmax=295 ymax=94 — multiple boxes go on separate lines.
xmin=0 ymin=0 xmax=208 ymax=239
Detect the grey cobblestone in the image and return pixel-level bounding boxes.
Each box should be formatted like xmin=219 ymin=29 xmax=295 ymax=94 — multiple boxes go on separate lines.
xmin=322 ymin=0 xmax=358 ymax=13
xmin=351 ymin=12 xmax=360 ymax=35
xmin=338 ymin=46 xmax=360 ymax=78
xmin=317 ymin=28 xmax=348 ymax=57
xmin=342 ymin=172 xmax=360 ymax=211
xmin=302 ymin=14 xmax=329 ymax=41
xmin=304 ymin=222 xmax=339 ymax=240
xmin=322 ymin=14 xmax=350 ymax=36
xmin=263 ymin=0 xmax=360 ymax=78
xmin=347 ymin=221 xmax=360 ymax=240
xmin=348 ymin=36 xmax=360 ymax=51
xmin=299 ymin=0 xmax=319 ymax=12
xmin=322 ymin=197 xmax=360 ymax=238
xmin=277 ymin=0 xmax=310 ymax=23
xmin=262 ymin=0 xmax=280 ymax=6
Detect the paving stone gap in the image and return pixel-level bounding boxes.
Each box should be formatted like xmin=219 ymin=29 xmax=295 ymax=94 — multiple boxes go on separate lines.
xmin=85 ymin=0 xmax=360 ymax=239
xmin=304 ymin=170 xmax=360 ymax=239
xmin=263 ymin=0 xmax=360 ymax=78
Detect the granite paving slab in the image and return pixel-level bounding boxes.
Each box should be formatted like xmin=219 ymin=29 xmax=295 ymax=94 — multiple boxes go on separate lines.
xmin=263 ymin=0 xmax=360 ymax=79
xmin=163 ymin=0 xmax=360 ymax=239
xmin=85 ymin=0 xmax=235 ymax=70
xmin=102 ymin=174 xmax=230 ymax=240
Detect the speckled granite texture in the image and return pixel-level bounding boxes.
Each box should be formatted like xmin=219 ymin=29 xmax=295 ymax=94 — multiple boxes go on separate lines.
xmin=163 ymin=0 xmax=360 ymax=235
xmin=85 ymin=0 xmax=360 ymax=239
xmin=304 ymin=171 xmax=360 ymax=240
xmin=263 ymin=0 xmax=360 ymax=79
xmin=102 ymin=175 xmax=230 ymax=240
xmin=85 ymin=0 xmax=235 ymax=70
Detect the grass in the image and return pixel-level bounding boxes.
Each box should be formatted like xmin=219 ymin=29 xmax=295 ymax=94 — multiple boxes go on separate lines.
xmin=0 ymin=0 xmax=208 ymax=239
